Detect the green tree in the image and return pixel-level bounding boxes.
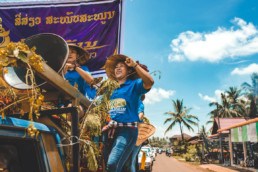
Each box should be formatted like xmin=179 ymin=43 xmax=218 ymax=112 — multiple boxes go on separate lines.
xmin=199 ymin=125 xmax=209 ymax=138
xmin=225 ymin=87 xmax=242 ymax=104
xmin=209 ymin=93 xmax=242 ymax=118
xmin=164 ymin=99 xmax=199 ymax=141
xmin=225 ymin=86 xmax=246 ymax=115
xmin=241 ymin=73 xmax=258 ymax=118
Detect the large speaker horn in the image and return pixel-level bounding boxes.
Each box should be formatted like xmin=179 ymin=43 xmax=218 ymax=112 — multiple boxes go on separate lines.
xmin=3 ymin=33 xmax=68 ymax=90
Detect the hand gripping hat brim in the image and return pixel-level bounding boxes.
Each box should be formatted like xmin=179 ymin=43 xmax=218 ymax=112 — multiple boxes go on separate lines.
xmin=105 ymin=54 xmax=139 ymax=80
xmin=135 ymin=123 xmax=156 ymax=146
xmin=68 ymin=44 xmax=90 ymax=65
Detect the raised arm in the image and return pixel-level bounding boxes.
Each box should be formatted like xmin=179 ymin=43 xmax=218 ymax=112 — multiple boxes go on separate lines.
xmin=125 ymin=57 xmax=154 ymax=90
xmin=75 ymin=66 xmax=95 ymax=86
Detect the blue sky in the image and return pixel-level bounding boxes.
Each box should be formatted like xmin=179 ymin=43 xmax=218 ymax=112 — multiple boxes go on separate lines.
xmin=123 ymin=0 xmax=258 ymax=137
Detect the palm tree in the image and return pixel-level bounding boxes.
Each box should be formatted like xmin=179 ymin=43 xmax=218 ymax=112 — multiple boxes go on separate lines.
xmin=206 ymin=111 xmax=216 ymax=133
xmin=200 ymin=125 xmax=209 ymax=137
xmin=206 ymin=110 xmax=216 ymax=124
xmin=209 ymin=93 xmax=242 ymax=118
xmin=225 ymin=87 xmax=242 ymax=104
xmin=241 ymin=73 xmax=258 ymax=117
xmin=164 ymin=99 xmax=199 ymax=141
xmin=225 ymin=86 xmax=247 ymax=116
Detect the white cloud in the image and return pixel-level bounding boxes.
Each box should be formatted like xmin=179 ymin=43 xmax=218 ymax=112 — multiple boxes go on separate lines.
xmin=238 ymin=95 xmax=249 ymax=102
xmin=214 ymin=90 xmax=223 ymax=101
xmin=169 ymin=18 xmax=258 ymax=62
xmin=231 ymin=63 xmax=258 ymax=75
xmin=198 ymin=93 xmax=216 ymax=102
xmin=144 ymin=88 xmax=175 ymax=105
xmin=198 ymin=90 xmax=223 ymax=102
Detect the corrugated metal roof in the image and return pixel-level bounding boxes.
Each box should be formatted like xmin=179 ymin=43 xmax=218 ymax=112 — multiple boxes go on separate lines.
xmin=211 ymin=118 xmax=248 ymax=134
xmin=218 ymin=117 xmax=258 ymax=132
xmin=215 ymin=118 xmax=247 ymax=129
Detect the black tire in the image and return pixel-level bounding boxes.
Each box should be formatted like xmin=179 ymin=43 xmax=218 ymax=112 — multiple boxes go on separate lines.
xmin=149 ymin=164 xmax=152 ymax=172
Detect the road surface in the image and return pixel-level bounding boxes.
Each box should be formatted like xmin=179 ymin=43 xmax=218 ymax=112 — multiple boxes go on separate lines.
xmin=152 ymin=153 xmax=207 ymax=172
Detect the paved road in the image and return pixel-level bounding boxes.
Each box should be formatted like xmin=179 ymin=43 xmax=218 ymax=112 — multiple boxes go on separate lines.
xmin=152 ymin=153 xmax=206 ymax=172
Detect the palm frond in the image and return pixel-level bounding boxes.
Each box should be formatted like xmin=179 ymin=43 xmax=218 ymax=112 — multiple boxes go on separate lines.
xmin=182 ymin=120 xmax=194 ymax=132
xmin=164 ymin=117 xmax=176 ymax=124
xmin=164 ymin=120 xmax=177 ymax=134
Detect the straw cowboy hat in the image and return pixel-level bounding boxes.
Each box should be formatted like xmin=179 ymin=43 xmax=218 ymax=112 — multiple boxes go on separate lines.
xmin=105 ymin=54 xmax=149 ymax=80
xmin=135 ymin=123 xmax=156 ymax=146
xmin=68 ymin=43 xmax=90 ymax=66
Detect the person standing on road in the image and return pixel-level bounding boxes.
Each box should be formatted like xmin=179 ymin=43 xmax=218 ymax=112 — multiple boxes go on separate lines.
xmin=103 ymin=54 xmax=154 ymax=172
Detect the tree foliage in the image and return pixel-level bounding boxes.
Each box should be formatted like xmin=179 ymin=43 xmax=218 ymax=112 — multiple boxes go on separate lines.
xmin=164 ymin=99 xmax=199 ymax=141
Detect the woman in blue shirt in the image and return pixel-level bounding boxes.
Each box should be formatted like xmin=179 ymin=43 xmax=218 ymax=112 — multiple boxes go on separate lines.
xmin=104 ymin=54 xmax=154 ymax=172
xmin=61 ymin=44 xmax=96 ymax=119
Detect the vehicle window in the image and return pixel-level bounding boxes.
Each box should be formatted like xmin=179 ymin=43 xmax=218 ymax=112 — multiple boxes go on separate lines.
xmin=0 ymin=137 xmax=46 ymax=172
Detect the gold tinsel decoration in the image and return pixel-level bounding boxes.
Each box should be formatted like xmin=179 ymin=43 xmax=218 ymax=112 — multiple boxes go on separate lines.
xmin=0 ymin=41 xmax=44 ymax=125
xmin=79 ymin=79 xmax=121 ymax=171
xmin=80 ymin=79 xmax=120 ymax=135
xmin=142 ymin=115 xmax=150 ymax=124
xmin=83 ymin=113 xmax=102 ymax=137
xmin=87 ymin=144 xmax=98 ymax=171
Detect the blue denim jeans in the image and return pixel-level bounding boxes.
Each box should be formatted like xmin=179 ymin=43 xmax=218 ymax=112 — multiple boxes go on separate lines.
xmin=103 ymin=127 xmax=138 ymax=172
xmin=131 ymin=144 xmax=142 ymax=172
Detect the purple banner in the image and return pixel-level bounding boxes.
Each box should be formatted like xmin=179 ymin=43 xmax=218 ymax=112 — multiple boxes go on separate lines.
xmin=0 ymin=0 xmax=123 ymax=76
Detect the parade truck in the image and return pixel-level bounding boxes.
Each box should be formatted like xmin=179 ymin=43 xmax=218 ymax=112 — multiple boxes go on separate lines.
xmin=0 ymin=33 xmax=93 ymax=172
xmin=0 ymin=116 xmax=67 ymax=172
xmin=0 ymin=0 xmax=125 ymax=171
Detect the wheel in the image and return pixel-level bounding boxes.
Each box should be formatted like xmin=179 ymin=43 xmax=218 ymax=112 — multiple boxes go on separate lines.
xmin=149 ymin=164 xmax=152 ymax=172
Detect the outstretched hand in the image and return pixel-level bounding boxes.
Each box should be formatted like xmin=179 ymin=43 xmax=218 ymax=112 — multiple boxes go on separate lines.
xmin=125 ymin=57 xmax=136 ymax=67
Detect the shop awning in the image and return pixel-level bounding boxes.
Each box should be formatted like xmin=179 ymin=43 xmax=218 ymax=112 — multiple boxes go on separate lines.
xmin=218 ymin=118 xmax=258 ymax=142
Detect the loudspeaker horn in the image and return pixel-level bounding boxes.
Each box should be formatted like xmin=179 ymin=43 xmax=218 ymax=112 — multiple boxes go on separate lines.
xmin=3 ymin=33 xmax=68 ymax=90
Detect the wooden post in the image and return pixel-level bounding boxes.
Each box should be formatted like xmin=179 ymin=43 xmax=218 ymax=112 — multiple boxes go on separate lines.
xmin=228 ymin=132 xmax=234 ymax=166
xmin=243 ymin=142 xmax=247 ymax=167
xmin=70 ymin=98 xmax=80 ymax=172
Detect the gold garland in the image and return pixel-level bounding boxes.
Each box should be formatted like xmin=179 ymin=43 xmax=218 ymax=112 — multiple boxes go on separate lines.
xmin=0 ymin=41 xmax=44 ymax=125
xmin=79 ymin=79 xmax=124 ymax=171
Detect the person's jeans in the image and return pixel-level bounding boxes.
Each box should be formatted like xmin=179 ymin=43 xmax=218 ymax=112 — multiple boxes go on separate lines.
xmin=103 ymin=127 xmax=138 ymax=172
xmin=131 ymin=145 xmax=142 ymax=172
xmin=121 ymin=144 xmax=141 ymax=172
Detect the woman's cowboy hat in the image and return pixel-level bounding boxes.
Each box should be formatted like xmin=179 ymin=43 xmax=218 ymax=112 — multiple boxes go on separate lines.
xmin=68 ymin=43 xmax=90 ymax=65
xmin=105 ymin=54 xmax=149 ymax=80
xmin=135 ymin=123 xmax=156 ymax=146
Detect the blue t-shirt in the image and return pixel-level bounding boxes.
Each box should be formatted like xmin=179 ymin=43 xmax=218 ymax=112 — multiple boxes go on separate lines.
xmin=138 ymin=100 xmax=144 ymax=114
xmin=138 ymin=100 xmax=144 ymax=123
xmin=109 ymin=79 xmax=149 ymax=123
xmin=64 ymin=65 xmax=96 ymax=100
